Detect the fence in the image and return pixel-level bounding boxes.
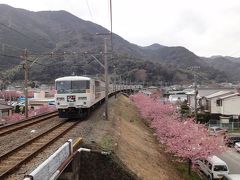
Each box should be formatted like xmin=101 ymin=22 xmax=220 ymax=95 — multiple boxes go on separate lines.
xmin=207 ymin=119 xmax=240 ymax=131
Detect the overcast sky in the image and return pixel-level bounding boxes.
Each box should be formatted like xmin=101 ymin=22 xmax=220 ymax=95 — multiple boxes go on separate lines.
xmin=1 ymin=0 xmax=240 ymax=57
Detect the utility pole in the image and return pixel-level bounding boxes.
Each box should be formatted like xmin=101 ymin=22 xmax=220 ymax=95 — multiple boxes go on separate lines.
xmin=119 ymin=75 xmax=122 ymax=90
xmin=85 ymin=48 xmax=108 ymax=120
xmin=188 ymin=66 xmax=200 ymax=122
xmin=194 ymin=73 xmax=197 ymax=122
xmin=24 ymin=49 xmax=28 ymax=118
xmin=96 ymin=31 xmax=111 ymax=120
xmin=109 ymin=0 xmax=115 ymax=99
xmin=104 ymin=38 xmax=109 ymax=120
xmin=2 ymin=43 xmax=5 ymax=54
xmin=114 ymin=67 xmax=116 ymax=98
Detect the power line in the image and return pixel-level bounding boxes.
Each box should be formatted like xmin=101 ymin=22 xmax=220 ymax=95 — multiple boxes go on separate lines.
xmin=0 ymin=41 xmax=25 ymax=52
xmin=0 ymin=53 xmax=20 ymax=60
xmin=0 ymin=22 xmax=33 ymax=41
xmin=0 ymin=41 xmax=42 ymax=55
xmin=0 ymin=22 xmax=53 ymax=52
xmin=85 ymin=0 xmax=93 ymax=19
xmin=0 ymin=53 xmax=45 ymax=67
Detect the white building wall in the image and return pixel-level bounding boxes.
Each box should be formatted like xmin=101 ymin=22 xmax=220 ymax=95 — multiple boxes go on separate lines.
xmin=169 ymin=94 xmax=187 ymax=102
xmin=222 ymin=97 xmax=240 ymax=115
xmin=188 ymin=95 xmax=195 ymax=109
xmin=210 ymin=97 xmax=221 ymax=114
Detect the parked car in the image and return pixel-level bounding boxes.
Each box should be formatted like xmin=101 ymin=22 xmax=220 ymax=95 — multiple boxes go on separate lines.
xmin=209 ymin=126 xmax=228 ymax=136
xmin=11 ymin=101 xmax=25 ymax=108
xmin=196 ymin=156 xmax=229 ymax=180
xmin=221 ymin=174 xmax=240 ymax=180
xmin=234 ymin=142 xmax=240 ymax=152
xmin=224 ymin=133 xmax=240 ymax=147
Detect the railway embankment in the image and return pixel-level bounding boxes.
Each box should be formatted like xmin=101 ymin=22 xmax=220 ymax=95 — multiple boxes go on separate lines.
xmin=66 ymin=95 xmax=184 ymax=180
xmin=108 ymin=95 xmax=182 ymax=180
xmin=3 ymin=94 xmax=199 ymax=179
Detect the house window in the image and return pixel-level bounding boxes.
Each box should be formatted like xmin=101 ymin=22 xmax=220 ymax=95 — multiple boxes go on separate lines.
xmin=216 ymin=99 xmax=222 ymax=106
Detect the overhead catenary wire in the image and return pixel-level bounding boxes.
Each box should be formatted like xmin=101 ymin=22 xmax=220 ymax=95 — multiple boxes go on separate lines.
xmin=0 ymin=22 xmax=54 ymax=53
xmin=0 ymin=53 xmax=20 ymax=60
xmin=0 ymin=41 xmax=25 ymax=52
xmin=0 ymin=22 xmax=33 ymax=41
xmin=0 ymin=53 xmax=45 ymax=67
xmin=85 ymin=0 xmax=93 ymax=19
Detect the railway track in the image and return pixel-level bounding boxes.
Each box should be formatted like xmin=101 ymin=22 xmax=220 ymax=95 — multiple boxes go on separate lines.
xmin=0 ymin=119 xmax=79 ymax=179
xmin=0 ymin=111 xmax=58 ymax=137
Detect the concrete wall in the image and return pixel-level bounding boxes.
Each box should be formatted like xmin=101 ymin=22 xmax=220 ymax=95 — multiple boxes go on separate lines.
xmin=222 ymin=96 xmax=240 ymax=115
xmin=24 ymin=140 xmax=72 ymax=180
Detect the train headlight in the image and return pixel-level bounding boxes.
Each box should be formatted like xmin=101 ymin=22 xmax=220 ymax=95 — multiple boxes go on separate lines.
xmin=57 ymin=97 xmax=65 ymax=101
xmin=78 ymin=97 xmax=87 ymax=100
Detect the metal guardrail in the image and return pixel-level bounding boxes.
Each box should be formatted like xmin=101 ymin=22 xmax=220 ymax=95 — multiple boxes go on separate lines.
xmin=207 ymin=119 xmax=240 ymax=131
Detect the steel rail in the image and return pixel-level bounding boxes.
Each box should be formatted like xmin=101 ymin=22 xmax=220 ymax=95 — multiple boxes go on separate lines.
xmin=0 ymin=120 xmax=79 ymax=179
xmin=0 ymin=111 xmax=58 ymax=136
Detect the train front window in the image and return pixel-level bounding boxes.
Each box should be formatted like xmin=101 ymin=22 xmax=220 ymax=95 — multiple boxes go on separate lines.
xmin=56 ymin=80 xmax=90 ymax=94
xmin=56 ymin=81 xmax=71 ymax=94
xmin=71 ymin=80 xmax=90 ymax=93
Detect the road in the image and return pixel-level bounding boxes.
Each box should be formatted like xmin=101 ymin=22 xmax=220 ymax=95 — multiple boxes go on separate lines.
xmin=218 ymin=150 xmax=240 ymax=174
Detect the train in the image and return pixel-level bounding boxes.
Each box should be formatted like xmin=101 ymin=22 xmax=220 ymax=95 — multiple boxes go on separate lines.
xmin=54 ymin=76 xmax=142 ymax=118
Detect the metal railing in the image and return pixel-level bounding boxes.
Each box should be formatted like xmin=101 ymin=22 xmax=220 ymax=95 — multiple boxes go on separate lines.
xmin=207 ymin=119 xmax=240 ymax=131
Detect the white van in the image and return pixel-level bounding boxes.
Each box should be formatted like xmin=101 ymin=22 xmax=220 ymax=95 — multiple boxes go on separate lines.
xmin=196 ymin=156 xmax=229 ymax=180
xmin=222 ymin=174 xmax=240 ymax=180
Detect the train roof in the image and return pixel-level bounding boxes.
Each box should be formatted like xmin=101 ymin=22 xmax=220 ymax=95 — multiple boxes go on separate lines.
xmin=55 ymin=76 xmax=91 ymax=81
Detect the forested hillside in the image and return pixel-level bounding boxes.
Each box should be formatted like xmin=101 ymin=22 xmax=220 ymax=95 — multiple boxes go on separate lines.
xmin=0 ymin=4 xmax=231 ymax=85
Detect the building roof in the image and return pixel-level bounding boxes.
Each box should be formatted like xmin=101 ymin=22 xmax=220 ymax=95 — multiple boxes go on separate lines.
xmin=55 ymin=76 xmax=91 ymax=81
xmin=184 ymin=88 xmax=236 ymax=97
xmin=140 ymin=90 xmax=152 ymax=95
xmin=185 ymin=90 xmax=195 ymax=95
xmin=205 ymin=91 xmax=233 ymax=99
xmin=0 ymin=103 xmax=12 ymax=110
xmin=168 ymin=91 xmax=186 ymax=95
xmin=219 ymin=93 xmax=240 ymax=100
xmin=148 ymin=86 xmax=158 ymax=89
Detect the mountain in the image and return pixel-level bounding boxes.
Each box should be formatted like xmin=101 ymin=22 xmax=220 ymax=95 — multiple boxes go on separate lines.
xmin=0 ymin=4 xmax=229 ymax=85
xmin=203 ymin=56 xmax=240 ymax=82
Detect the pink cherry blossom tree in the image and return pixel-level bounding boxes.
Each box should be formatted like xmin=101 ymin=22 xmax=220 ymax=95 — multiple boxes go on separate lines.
xmin=0 ymin=90 xmax=22 ymax=101
xmin=131 ymin=93 xmax=226 ymax=174
xmin=28 ymin=105 xmax=56 ymax=117
xmin=3 ymin=105 xmax=56 ymax=123
xmin=48 ymin=88 xmax=56 ymax=97
xmin=4 ymin=113 xmax=24 ymax=123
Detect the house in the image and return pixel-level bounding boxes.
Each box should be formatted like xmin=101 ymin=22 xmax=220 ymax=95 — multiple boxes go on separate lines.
xmin=29 ymin=91 xmax=55 ymax=109
xmin=166 ymin=90 xmax=187 ymax=103
xmin=201 ymin=91 xmax=235 ymax=114
xmin=186 ymin=88 xmax=235 ymax=111
xmin=203 ymin=92 xmax=240 ymax=127
xmin=169 ymin=94 xmax=187 ymax=103
xmin=217 ymin=93 xmax=240 ymax=116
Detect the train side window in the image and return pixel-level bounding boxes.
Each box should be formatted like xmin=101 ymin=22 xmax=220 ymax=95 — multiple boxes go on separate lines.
xmin=72 ymin=80 xmax=90 ymax=93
